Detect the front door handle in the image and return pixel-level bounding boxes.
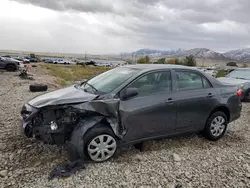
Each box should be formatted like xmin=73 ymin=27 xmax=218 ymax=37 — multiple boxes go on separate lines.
xmin=207 ymin=93 xmax=214 ymax=98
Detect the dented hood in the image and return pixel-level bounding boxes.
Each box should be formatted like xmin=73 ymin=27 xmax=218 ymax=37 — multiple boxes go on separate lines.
xmin=28 ymin=85 xmax=97 ymax=108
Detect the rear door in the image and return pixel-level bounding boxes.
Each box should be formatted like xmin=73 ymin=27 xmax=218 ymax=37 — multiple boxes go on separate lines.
xmin=119 ymin=70 xmax=177 ymax=142
xmin=173 ymin=69 xmax=218 ymax=132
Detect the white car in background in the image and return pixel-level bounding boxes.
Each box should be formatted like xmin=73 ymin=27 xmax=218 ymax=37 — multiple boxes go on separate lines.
xmin=197 ymin=67 xmax=218 ymax=77
xmin=204 ymin=69 xmax=218 ymax=77
xmin=54 ymin=59 xmax=72 ymax=65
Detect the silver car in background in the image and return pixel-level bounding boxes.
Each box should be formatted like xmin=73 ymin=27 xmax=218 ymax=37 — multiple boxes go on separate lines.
xmin=217 ymin=68 xmax=250 ymax=101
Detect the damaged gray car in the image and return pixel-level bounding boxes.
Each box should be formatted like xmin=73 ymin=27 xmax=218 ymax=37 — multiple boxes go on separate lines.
xmin=21 ymin=64 xmax=242 ymax=162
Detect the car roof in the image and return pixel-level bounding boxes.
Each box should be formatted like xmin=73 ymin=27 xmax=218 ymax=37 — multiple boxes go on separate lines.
xmin=122 ymin=64 xmax=197 ymax=71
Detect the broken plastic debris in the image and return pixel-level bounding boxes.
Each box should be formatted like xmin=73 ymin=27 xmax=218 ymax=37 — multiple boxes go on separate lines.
xmin=48 ymin=159 xmax=85 ymax=181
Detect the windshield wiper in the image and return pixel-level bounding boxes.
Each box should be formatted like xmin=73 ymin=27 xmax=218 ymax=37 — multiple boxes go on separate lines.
xmin=84 ymin=82 xmax=98 ymax=93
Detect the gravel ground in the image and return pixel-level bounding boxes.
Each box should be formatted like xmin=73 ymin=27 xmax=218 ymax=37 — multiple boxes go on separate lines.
xmin=0 ymin=66 xmax=250 ymax=188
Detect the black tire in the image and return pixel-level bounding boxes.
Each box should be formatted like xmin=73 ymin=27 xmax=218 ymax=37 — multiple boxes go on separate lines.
xmin=29 ymin=84 xmax=48 ymax=92
xmin=68 ymin=124 xmax=117 ymax=162
xmin=6 ymin=64 xmax=17 ymax=72
xmin=244 ymin=90 xmax=250 ymax=102
xmin=204 ymin=111 xmax=228 ymax=141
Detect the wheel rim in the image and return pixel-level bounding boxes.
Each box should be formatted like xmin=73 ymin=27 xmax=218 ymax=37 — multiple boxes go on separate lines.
xmin=87 ymin=134 xmax=117 ymax=162
xmin=210 ymin=116 xmax=226 ymax=137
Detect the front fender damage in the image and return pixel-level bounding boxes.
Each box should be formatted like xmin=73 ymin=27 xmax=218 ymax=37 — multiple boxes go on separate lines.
xmin=45 ymin=99 xmax=125 ymax=180
xmin=72 ymin=99 xmax=125 ymax=138
xmin=66 ymin=99 xmax=124 ymax=161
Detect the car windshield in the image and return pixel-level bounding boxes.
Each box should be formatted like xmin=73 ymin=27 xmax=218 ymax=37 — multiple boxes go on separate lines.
xmin=80 ymin=67 xmax=140 ymax=94
xmin=226 ymin=69 xmax=250 ymax=80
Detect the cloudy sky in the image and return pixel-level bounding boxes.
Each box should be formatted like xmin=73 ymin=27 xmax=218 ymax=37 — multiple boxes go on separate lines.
xmin=0 ymin=0 xmax=250 ymax=54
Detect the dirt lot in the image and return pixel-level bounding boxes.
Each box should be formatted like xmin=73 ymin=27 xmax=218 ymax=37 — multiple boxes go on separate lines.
xmin=0 ymin=65 xmax=250 ymax=188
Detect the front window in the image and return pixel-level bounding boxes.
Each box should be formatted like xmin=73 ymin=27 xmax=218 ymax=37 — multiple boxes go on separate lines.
xmin=81 ymin=67 xmax=140 ymax=94
xmin=226 ymin=69 xmax=250 ymax=80
xmin=126 ymin=71 xmax=172 ymax=97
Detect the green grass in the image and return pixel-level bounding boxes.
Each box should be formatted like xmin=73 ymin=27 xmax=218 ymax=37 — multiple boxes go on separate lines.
xmin=40 ymin=63 xmax=110 ymax=86
xmin=216 ymin=70 xmax=227 ymax=78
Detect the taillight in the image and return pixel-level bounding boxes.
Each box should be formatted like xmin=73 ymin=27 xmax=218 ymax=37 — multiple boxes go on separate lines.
xmin=236 ymin=89 xmax=242 ymax=97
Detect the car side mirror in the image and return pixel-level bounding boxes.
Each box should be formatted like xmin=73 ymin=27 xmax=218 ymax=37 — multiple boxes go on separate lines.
xmin=121 ymin=88 xmax=138 ymax=100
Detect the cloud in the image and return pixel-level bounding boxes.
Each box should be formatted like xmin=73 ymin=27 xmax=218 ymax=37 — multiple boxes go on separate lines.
xmin=1 ymin=0 xmax=250 ymax=53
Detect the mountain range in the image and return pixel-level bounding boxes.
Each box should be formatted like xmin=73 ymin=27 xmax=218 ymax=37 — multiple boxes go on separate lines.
xmin=133 ymin=48 xmax=250 ymax=62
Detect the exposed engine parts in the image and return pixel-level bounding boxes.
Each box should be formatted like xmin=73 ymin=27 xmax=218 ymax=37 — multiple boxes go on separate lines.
xmin=22 ymin=106 xmax=84 ymax=144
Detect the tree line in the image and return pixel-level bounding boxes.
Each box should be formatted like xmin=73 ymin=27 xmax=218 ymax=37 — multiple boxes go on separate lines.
xmin=137 ymin=55 xmax=196 ymax=67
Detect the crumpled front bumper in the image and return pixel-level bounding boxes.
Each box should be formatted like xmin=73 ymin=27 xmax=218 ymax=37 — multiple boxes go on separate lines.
xmin=20 ymin=104 xmax=38 ymax=137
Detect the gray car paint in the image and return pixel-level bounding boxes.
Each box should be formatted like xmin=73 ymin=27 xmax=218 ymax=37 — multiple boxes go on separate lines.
xmin=21 ymin=64 xmax=242 ymax=149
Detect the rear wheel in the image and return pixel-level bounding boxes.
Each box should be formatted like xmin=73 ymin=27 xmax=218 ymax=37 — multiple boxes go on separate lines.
xmin=204 ymin=111 xmax=228 ymax=141
xmin=244 ymin=90 xmax=250 ymax=102
xmin=6 ymin=64 xmax=17 ymax=71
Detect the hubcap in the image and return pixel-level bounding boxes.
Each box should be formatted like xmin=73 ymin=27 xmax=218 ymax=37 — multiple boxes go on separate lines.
xmin=210 ymin=116 xmax=226 ymax=137
xmin=87 ymin=134 xmax=117 ymax=162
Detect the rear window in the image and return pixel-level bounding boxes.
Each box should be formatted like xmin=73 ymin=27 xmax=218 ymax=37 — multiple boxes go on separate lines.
xmin=176 ymin=71 xmax=211 ymax=90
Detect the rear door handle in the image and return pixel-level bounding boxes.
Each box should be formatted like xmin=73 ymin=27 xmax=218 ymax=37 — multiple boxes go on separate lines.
xmin=166 ymin=98 xmax=175 ymax=104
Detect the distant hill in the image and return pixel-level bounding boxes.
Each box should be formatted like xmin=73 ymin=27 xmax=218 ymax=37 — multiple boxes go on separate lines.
xmin=173 ymin=48 xmax=229 ymax=61
xmin=135 ymin=49 xmax=183 ymax=56
xmin=224 ymin=48 xmax=250 ymax=62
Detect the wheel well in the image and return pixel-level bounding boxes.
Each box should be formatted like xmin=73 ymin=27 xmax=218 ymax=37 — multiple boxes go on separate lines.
xmin=99 ymin=119 xmax=120 ymax=139
xmin=6 ymin=63 xmax=16 ymax=68
xmin=209 ymin=106 xmax=230 ymax=122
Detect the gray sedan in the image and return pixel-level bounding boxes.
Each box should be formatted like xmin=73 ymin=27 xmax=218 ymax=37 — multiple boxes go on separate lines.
xmin=21 ymin=64 xmax=242 ymax=162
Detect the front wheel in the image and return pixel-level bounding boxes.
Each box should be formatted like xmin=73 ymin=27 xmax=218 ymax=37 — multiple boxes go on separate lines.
xmin=68 ymin=125 xmax=117 ymax=162
xmin=204 ymin=111 xmax=228 ymax=141
xmin=87 ymin=133 xmax=117 ymax=162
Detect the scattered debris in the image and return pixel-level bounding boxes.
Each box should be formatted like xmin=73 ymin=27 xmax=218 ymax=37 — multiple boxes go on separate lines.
xmin=48 ymin=159 xmax=85 ymax=181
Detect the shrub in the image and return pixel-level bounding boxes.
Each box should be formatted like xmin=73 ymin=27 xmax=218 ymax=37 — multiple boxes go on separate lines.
xmin=227 ymin=62 xmax=237 ymax=67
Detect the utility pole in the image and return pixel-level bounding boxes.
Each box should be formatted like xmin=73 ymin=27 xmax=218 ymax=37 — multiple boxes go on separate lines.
xmin=84 ymin=52 xmax=87 ymax=63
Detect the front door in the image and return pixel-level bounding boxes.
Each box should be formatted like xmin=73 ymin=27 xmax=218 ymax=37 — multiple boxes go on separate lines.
xmin=119 ymin=70 xmax=177 ymax=142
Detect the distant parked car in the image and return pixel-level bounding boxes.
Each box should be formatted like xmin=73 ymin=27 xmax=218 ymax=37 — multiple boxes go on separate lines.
xmin=217 ymin=68 xmax=250 ymax=101
xmin=42 ymin=58 xmax=53 ymax=63
xmin=1 ymin=55 xmax=11 ymax=58
xmin=196 ymin=67 xmax=217 ymax=77
xmin=0 ymin=57 xmax=23 ymax=71
xmin=14 ymin=57 xmax=30 ymax=64
xmin=54 ymin=59 xmax=71 ymax=65
xmin=21 ymin=64 xmax=242 ymax=162
xmin=204 ymin=69 xmax=218 ymax=77
xmin=29 ymin=58 xmax=38 ymax=62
